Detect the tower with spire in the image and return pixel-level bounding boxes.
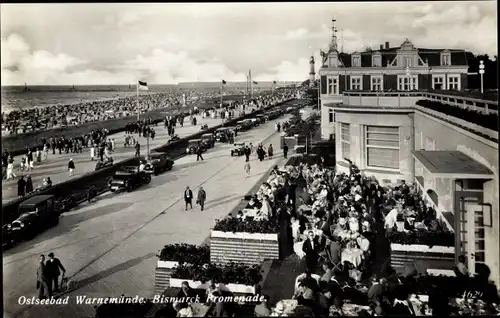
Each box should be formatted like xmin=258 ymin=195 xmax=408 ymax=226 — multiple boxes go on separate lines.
xmin=309 ymin=56 xmax=316 ymax=87
xmin=329 ymin=18 xmax=338 ymax=52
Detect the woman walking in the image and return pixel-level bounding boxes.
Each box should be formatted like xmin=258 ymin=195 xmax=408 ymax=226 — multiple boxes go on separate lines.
xmin=90 ymin=145 xmax=96 ymax=161
xmin=244 ymin=161 xmax=251 ymax=178
xmin=268 ymin=144 xmax=274 ymax=159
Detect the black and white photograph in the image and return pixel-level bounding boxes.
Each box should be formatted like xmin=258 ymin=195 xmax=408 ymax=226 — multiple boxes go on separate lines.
xmin=1 ymin=2 xmax=498 ymax=317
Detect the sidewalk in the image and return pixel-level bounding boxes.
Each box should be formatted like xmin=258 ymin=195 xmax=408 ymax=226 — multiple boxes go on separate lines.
xmin=1 ymin=117 xmax=223 ymax=203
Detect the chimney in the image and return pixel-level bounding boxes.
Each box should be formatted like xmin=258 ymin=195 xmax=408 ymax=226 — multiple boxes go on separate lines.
xmin=380 ymin=44 xmax=384 ymax=50
xmin=385 ymin=42 xmax=390 ymax=49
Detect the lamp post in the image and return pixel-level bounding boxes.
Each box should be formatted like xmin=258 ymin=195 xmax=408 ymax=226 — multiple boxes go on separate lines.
xmin=479 ymin=60 xmax=485 ymax=93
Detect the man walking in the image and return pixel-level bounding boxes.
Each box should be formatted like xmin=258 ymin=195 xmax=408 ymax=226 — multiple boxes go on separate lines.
xmin=196 ymin=145 xmax=204 ymax=161
xmin=184 ymin=186 xmax=193 ymax=210
xmin=135 ymin=141 xmax=141 ymax=157
xmin=197 ymin=187 xmax=207 ymax=211
xmin=68 ymin=158 xmax=75 ymax=177
xmin=36 ymin=254 xmax=52 ymax=299
xmin=283 ymin=144 xmax=289 ymax=159
xmin=45 ymin=252 xmax=66 ymax=293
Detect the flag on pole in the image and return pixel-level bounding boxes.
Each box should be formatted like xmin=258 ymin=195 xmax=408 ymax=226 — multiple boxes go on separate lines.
xmin=253 ymin=81 xmax=258 ymax=84
xmin=222 ymin=79 xmax=227 ymax=85
xmin=138 ymin=81 xmax=148 ymax=91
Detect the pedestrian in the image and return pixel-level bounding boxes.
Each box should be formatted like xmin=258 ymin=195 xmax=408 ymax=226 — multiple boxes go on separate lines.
xmin=45 ymin=252 xmax=66 ymax=293
xmin=196 ymin=145 xmax=204 ymax=161
xmin=18 ymin=176 xmax=26 ymax=197
xmin=6 ymin=156 xmax=16 ymax=180
xmin=244 ymin=161 xmax=251 ymax=177
xmin=135 ymin=142 xmax=141 ymax=157
xmin=111 ymin=138 xmax=116 ymax=152
xmin=283 ymin=144 xmax=289 ymax=159
xmin=184 ymin=186 xmax=193 ymax=210
xmin=36 ymin=148 xmax=42 ymax=164
xmin=68 ymin=158 xmax=75 ymax=176
xmin=90 ymin=145 xmax=96 ymax=161
xmin=197 ymin=186 xmax=206 ymax=211
xmin=26 ymin=175 xmax=34 ymax=194
xmin=36 ymin=254 xmax=52 ymax=299
xmin=244 ymin=146 xmax=251 ymax=162
xmin=43 ymin=144 xmax=49 ymax=160
xmin=268 ymin=144 xmax=274 ymax=159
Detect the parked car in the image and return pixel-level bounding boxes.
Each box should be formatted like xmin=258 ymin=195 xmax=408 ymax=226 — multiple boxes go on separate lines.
xmin=108 ymin=167 xmax=151 ymax=192
xmin=201 ymin=133 xmax=215 ymax=148
xmin=2 ymin=224 xmax=16 ymax=249
xmin=215 ymin=128 xmax=230 ymax=142
xmin=144 ymin=152 xmax=174 ymax=175
xmin=255 ymin=115 xmax=266 ymax=124
xmin=167 ymin=134 xmax=180 ymax=144
xmin=236 ymin=120 xmax=251 ymax=132
xmin=247 ymin=118 xmax=260 ymax=127
xmin=186 ymin=139 xmax=205 ymax=154
xmin=230 ymin=143 xmax=246 ymax=156
xmin=94 ymin=157 xmax=114 ymax=171
xmin=10 ymin=195 xmax=60 ymax=241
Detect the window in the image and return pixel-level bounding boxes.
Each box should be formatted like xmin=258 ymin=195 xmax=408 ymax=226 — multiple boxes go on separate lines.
xmin=350 ymin=76 xmax=362 ymax=90
xmin=405 ymin=57 xmax=412 ymax=67
xmin=425 ymin=137 xmax=435 ymax=150
xmin=398 ymin=75 xmax=418 ymax=91
xmin=341 ymin=123 xmax=350 ymax=161
xmin=329 ymin=56 xmax=337 ymax=68
xmin=371 ymin=76 xmax=383 ymax=91
xmin=328 ymin=109 xmax=334 ymax=123
xmin=365 ymin=126 xmax=399 ymax=169
xmin=448 ymin=76 xmax=459 ymax=90
xmin=352 ymin=56 xmax=361 ymax=67
xmin=432 ymin=76 xmax=444 ymax=90
xmin=372 ymin=55 xmax=381 ymax=67
xmin=441 ymin=54 xmax=451 ymax=66
xmin=327 ymin=76 xmax=338 ymax=95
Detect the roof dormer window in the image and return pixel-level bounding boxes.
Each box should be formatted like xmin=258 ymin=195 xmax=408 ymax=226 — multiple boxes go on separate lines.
xmin=352 ymin=53 xmax=361 ymax=67
xmin=441 ymin=50 xmax=451 ymax=66
xmin=372 ymin=52 xmax=382 ymax=67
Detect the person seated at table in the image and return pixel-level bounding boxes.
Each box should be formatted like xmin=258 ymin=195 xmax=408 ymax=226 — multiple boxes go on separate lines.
xmin=176 ymin=302 xmax=193 ymax=317
xmin=356 ymin=235 xmax=370 ymax=254
xmin=293 ymin=282 xmax=316 ymax=307
xmin=247 ymin=194 xmax=262 ymax=209
xmin=298 ymin=271 xmax=319 ymax=292
xmin=404 ymin=216 xmax=416 ymax=231
xmin=205 ymin=280 xmax=219 ymax=303
xmin=344 ymin=278 xmax=368 ymax=305
xmin=315 ymin=230 xmax=327 ymax=258
xmin=258 ymin=195 xmax=271 ymax=220
xmin=384 ymin=206 xmax=400 ymax=232
xmin=209 ymin=290 xmax=232 ymax=317
xmin=254 ymin=295 xmax=271 ymax=317
xmin=327 ymin=236 xmax=342 ymax=267
xmin=314 ymin=288 xmax=333 ymax=317
xmin=177 ymin=281 xmax=196 ymax=300
xmin=236 ymin=211 xmax=244 ymax=219
xmin=300 ymin=187 xmax=312 ymax=205
xmin=367 ymin=277 xmax=389 ymax=310
xmin=320 ymin=263 xmax=334 ymax=286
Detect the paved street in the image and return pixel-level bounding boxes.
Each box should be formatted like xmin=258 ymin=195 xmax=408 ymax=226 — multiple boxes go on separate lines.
xmin=5 ymin=104 xmax=311 ymax=318
xmin=2 ymin=116 xmax=224 ymax=204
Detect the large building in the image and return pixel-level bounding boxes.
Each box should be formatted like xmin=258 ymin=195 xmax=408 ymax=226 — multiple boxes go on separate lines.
xmin=318 ymin=20 xmax=499 ymax=288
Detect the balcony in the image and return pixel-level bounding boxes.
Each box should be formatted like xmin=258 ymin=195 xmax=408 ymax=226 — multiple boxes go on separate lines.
xmin=342 ymin=90 xmax=498 ymax=115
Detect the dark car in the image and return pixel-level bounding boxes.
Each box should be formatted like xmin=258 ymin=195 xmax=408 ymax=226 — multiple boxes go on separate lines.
xmin=3 ymin=224 xmax=16 ymax=249
xmin=201 ymin=133 xmax=215 ymax=148
xmin=215 ymin=128 xmax=230 ymax=142
xmin=230 ymin=143 xmax=246 ymax=156
xmin=144 ymin=153 xmax=174 ymax=175
xmin=255 ymin=115 xmax=266 ymax=124
xmin=167 ymin=134 xmax=180 ymax=144
xmin=10 ymin=195 xmax=60 ymax=241
xmin=186 ymin=139 xmax=205 ymax=154
xmin=94 ymin=157 xmax=114 ymax=171
xmin=108 ymin=167 xmax=151 ymax=192
xmin=247 ymin=118 xmax=260 ymax=127
xmin=236 ymin=120 xmax=251 ymax=132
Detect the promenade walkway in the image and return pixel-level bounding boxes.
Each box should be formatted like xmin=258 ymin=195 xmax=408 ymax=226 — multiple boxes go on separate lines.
xmin=4 ymin=104 xmax=310 ymax=317
xmin=1 ymin=116 xmax=223 ymax=204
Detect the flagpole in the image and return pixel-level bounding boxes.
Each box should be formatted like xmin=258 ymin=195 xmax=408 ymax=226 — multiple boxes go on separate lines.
xmin=136 ymin=80 xmax=140 ymax=121
xmin=220 ymin=83 xmax=223 ymax=107
xmin=250 ymin=70 xmax=253 ymax=99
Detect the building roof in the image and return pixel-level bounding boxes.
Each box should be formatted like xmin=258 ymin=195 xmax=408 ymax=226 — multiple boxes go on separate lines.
xmin=413 ymin=150 xmax=494 ymax=178
xmin=334 ymin=39 xmax=469 ymax=67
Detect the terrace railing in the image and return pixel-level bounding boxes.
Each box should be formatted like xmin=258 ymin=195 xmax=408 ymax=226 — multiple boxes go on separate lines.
xmin=342 ymin=90 xmax=498 ymax=115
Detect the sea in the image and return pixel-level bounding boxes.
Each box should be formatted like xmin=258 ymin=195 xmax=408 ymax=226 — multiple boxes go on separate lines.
xmin=0 ymin=85 xmax=179 ymax=113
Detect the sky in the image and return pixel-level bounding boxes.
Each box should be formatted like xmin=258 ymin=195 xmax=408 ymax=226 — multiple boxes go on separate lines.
xmin=0 ymin=2 xmax=497 ymax=86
